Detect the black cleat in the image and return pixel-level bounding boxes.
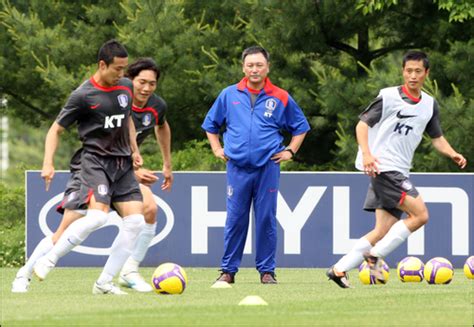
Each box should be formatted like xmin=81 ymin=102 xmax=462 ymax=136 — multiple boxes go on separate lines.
xmin=215 ymin=270 xmax=235 ymax=284
xmin=326 ymin=266 xmax=352 ymax=288
xmin=363 ymin=252 xmax=386 ymax=284
xmin=260 ymin=272 xmax=277 ymax=284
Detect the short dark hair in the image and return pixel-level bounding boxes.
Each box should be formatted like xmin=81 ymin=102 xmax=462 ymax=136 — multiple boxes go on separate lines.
xmin=97 ymin=39 xmax=128 ymax=66
xmin=403 ymin=50 xmax=429 ymax=70
xmin=242 ymin=46 xmax=270 ymax=62
xmin=126 ymin=58 xmax=160 ymax=81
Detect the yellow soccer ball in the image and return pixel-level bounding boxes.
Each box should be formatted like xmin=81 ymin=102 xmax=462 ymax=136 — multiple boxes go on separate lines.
xmin=151 ymin=263 xmax=188 ymax=294
xmin=424 ymin=257 xmax=453 ymax=284
xmin=359 ymin=259 xmax=389 ymax=285
xmin=397 ymin=256 xmax=424 ymax=282
xmin=463 ymin=256 xmax=474 ymax=279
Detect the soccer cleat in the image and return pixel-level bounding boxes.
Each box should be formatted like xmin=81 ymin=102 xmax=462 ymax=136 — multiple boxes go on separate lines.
xmin=118 ymin=272 xmax=153 ymax=292
xmin=33 ymin=257 xmax=56 ymax=281
xmin=326 ymin=266 xmax=352 ymax=288
xmin=11 ymin=276 xmax=31 ymax=293
xmin=92 ymin=282 xmax=128 ymax=295
xmin=363 ymin=252 xmax=386 ymax=284
xmin=260 ymin=272 xmax=277 ymax=284
xmin=215 ymin=271 xmax=235 ymax=284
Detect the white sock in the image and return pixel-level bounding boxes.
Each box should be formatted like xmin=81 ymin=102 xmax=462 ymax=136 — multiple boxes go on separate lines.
xmin=45 ymin=210 xmax=108 ymax=264
xmin=371 ymin=220 xmax=411 ymax=258
xmin=334 ymin=237 xmax=372 ymax=273
xmin=18 ymin=236 xmax=54 ymax=277
xmin=131 ymin=222 xmax=156 ymax=263
xmin=121 ymin=257 xmax=140 ymax=275
xmin=97 ymin=214 xmax=144 ymax=284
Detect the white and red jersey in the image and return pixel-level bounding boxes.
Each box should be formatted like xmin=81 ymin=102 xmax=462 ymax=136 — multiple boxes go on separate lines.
xmin=356 ymin=86 xmax=442 ymax=177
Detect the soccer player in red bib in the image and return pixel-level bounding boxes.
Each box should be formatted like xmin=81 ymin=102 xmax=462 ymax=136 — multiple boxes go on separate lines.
xmin=12 ymin=57 xmax=172 ymax=294
xmin=28 ymin=40 xmax=144 ymax=295
xmin=118 ymin=58 xmax=172 ymax=292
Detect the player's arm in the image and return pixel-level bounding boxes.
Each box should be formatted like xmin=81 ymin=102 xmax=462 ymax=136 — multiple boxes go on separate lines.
xmin=206 ymin=132 xmax=227 ymax=162
xmin=154 ymin=121 xmax=173 ymax=191
xmin=272 ymin=96 xmax=310 ymax=163
xmin=356 ymin=96 xmax=383 ymax=177
xmin=271 ymin=132 xmax=307 ymax=163
xmin=42 ymin=121 xmax=65 ymax=191
xmin=431 ymin=136 xmax=467 ymax=169
xmin=356 ymin=120 xmax=379 ymax=176
xmin=129 ymin=116 xmax=143 ymax=168
xmin=426 ymin=101 xmax=466 ymax=169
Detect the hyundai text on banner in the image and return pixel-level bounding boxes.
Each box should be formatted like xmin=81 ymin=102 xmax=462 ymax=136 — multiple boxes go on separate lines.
xmin=26 ymin=171 xmax=473 ymax=268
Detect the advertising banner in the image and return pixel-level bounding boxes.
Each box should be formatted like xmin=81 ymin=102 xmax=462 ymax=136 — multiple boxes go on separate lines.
xmin=26 ymin=171 xmax=473 ymax=268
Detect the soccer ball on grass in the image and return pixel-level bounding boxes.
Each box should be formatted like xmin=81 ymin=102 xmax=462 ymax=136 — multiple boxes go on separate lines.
xmin=424 ymin=257 xmax=453 ymax=284
xmin=463 ymin=256 xmax=474 ymax=279
xmin=151 ymin=263 xmax=188 ymax=294
xmin=397 ymin=256 xmax=424 ymax=282
xmin=359 ymin=259 xmax=389 ymax=285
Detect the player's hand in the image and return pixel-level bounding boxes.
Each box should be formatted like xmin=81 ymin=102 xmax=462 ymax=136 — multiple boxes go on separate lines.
xmin=161 ymin=166 xmax=173 ymax=191
xmin=362 ymin=153 xmax=380 ymax=177
xmin=41 ymin=163 xmax=55 ymax=191
xmin=132 ymin=151 xmax=143 ymax=169
xmin=213 ymin=148 xmax=228 ymax=162
xmin=135 ymin=168 xmax=158 ymax=186
xmin=271 ymin=150 xmax=293 ymax=163
xmin=451 ymin=152 xmax=467 ymax=169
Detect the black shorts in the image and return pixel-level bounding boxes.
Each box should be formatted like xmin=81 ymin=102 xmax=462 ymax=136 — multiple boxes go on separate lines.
xmin=78 ymin=151 xmax=142 ymax=206
xmin=56 ymin=172 xmax=85 ymax=214
xmin=363 ymin=171 xmax=419 ymax=219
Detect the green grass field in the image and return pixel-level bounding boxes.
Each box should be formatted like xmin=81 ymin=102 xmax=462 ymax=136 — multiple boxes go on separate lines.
xmin=2 ymin=267 xmax=472 ymax=326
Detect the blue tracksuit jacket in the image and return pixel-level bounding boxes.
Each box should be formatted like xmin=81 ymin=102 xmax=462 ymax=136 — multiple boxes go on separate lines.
xmin=202 ymin=77 xmax=310 ymax=168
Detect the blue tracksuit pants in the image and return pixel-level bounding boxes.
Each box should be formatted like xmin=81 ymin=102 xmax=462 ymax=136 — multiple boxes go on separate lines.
xmin=221 ymin=160 xmax=280 ymax=273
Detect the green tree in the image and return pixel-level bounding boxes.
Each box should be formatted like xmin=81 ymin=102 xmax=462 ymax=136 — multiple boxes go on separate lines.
xmin=1 ymin=0 xmax=472 ymax=173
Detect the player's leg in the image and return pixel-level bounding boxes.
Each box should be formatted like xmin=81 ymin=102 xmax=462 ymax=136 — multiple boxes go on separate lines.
xmin=328 ymin=177 xmax=398 ymax=288
xmin=51 ymin=209 xmax=85 ymax=244
xmin=217 ymin=161 xmax=253 ymax=283
xmin=370 ymin=195 xmax=428 ymax=258
xmin=253 ymin=160 xmax=279 ymax=284
xmin=14 ymin=172 xmax=85 ymax=291
xmin=34 ymin=155 xmax=112 ymax=280
xmin=333 ymin=209 xmax=397 ymax=272
xmin=364 ymin=172 xmax=422 ymax=281
xmin=12 ymin=209 xmax=85 ymax=292
xmin=119 ymin=184 xmax=156 ymax=292
xmin=94 ymin=161 xmax=144 ymax=295
xmin=94 ymin=200 xmax=144 ymax=295
xmin=34 ymin=196 xmax=109 ymax=280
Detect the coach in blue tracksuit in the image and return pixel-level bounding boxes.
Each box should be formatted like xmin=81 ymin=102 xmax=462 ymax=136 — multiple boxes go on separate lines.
xmin=202 ymin=46 xmax=310 ymax=284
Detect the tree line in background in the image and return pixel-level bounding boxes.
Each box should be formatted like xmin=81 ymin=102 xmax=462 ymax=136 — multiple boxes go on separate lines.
xmin=1 ymin=0 xmax=472 ymax=174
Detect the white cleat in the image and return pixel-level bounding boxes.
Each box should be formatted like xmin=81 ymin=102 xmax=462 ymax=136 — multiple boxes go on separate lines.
xmin=11 ymin=276 xmax=30 ymax=293
xmin=92 ymin=282 xmax=128 ymax=295
xmin=118 ymin=272 xmax=153 ymax=292
xmin=33 ymin=257 xmax=56 ymax=281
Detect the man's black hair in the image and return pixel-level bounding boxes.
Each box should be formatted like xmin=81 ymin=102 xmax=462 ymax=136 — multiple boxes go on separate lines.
xmin=242 ymin=46 xmax=270 ymax=62
xmin=97 ymin=39 xmax=128 ymax=65
xmin=403 ymin=50 xmax=429 ymax=70
xmin=126 ymin=57 xmax=160 ymax=80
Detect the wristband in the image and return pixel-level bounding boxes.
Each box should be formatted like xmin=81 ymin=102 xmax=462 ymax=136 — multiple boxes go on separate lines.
xmin=284 ymin=147 xmax=295 ymax=157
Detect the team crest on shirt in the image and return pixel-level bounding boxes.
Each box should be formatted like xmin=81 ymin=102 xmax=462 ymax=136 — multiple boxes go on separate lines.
xmin=401 ymin=180 xmax=413 ymax=191
xmin=97 ymin=184 xmax=108 ymax=196
xmin=117 ymin=94 xmax=129 ymax=109
xmin=264 ymin=99 xmax=277 ymax=118
xmin=227 ymin=185 xmax=233 ymax=197
xmin=142 ymin=113 xmax=152 ymax=127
